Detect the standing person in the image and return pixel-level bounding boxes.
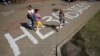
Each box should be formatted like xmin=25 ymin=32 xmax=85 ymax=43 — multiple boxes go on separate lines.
xmin=27 ymin=4 xmax=35 ymax=30
xmin=34 ymin=9 xmax=44 ymax=32
xmin=59 ymin=9 xmax=65 ymax=28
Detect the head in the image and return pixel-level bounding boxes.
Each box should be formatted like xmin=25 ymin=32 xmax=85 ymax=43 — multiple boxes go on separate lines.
xmin=59 ymin=9 xmax=63 ymax=13
xmin=28 ymin=4 xmax=32 ymax=10
xmin=34 ymin=9 xmax=40 ymax=13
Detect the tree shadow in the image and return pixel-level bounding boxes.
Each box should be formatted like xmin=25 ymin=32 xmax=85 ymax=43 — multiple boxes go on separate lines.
xmin=44 ymin=24 xmax=58 ymax=32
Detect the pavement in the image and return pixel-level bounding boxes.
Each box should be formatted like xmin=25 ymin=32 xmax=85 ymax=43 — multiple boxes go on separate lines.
xmin=0 ymin=0 xmax=100 ymax=56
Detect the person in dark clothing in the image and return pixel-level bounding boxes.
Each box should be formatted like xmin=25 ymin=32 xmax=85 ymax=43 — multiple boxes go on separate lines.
xmin=59 ymin=9 xmax=65 ymax=28
xmin=27 ymin=5 xmax=35 ymax=30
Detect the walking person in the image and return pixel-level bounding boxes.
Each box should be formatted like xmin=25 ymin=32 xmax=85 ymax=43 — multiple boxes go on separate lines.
xmin=59 ymin=9 xmax=65 ymax=28
xmin=34 ymin=9 xmax=44 ymax=32
xmin=27 ymin=4 xmax=35 ymax=30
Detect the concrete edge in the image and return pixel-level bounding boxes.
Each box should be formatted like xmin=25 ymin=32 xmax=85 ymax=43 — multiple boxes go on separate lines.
xmin=56 ymin=10 xmax=99 ymax=56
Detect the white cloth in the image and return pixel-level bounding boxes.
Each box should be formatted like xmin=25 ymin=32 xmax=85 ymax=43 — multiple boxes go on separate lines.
xmin=28 ymin=9 xmax=34 ymax=15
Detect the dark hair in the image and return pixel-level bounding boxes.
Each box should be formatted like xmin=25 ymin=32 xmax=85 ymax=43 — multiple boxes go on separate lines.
xmin=28 ymin=4 xmax=32 ymax=8
xmin=59 ymin=9 xmax=63 ymax=14
xmin=34 ymin=9 xmax=40 ymax=13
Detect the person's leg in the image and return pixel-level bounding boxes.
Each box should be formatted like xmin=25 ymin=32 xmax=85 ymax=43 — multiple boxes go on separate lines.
xmin=59 ymin=19 xmax=63 ymax=28
xmin=61 ymin=18 xmax=64 ymax=25
xmin=36 ymin=21 xmax=39 ymax=31
xmin=29 ymin=15 xmax=35 ymax=28
xmin=39 ymin=21 xmax=43 ymax=28
xmin=59 ymin=22 xmax=62 ymax=28
xmin=7 ymin=0 xmax=10 ymax=4
xmin=59 ymin=18 xmax=61 ymax=28
xmin=2 ymin=0 xmax=8 ymax=5
xmin=31 ymin=19 xmax=34 ymax=28
xmin=62 ymin=19 xmax=65 ymax=26
xmin=40 ymin=22 xmax=44 ymax=28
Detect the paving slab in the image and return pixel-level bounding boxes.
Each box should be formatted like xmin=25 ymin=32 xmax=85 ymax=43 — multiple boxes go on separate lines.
xmin=0 ymin=1 xmax=100 ymax=56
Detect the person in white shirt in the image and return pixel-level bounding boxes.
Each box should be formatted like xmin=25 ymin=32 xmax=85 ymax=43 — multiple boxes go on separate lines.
xmin=27 ymin=5 xmax=35 ymax=30
xmin=28 ymin=6 xmax=34 ymax=15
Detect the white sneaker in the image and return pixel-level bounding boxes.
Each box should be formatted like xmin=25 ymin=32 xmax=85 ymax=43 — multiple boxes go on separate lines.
xmin=42 ymin=25 xmax=45 ymax=28
xmin=36 ymin=30 xmax=39 ymax=32
xmin=61 ymin=24 xmax=63 ymax=26
xmin=56 ymin=26 xmax=59 ymax=29
xmin=60 ymin=26 xmax=63 ymax=28
xmin=36 ymin=28 xmax=40 ymax=32
xmin=8 ymin=1 xmax=11 ymax=4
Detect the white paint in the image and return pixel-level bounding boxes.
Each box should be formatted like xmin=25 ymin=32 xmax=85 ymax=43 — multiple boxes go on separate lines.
xmin=77 ymin=5 xmax=91 ymax=14
xmin=4 ymin=26 xmax=39 ymax=56
xmin=42 ymin=16 xmax=59 ymax=23
xmin=52 ymin=12 xmax=59 ymax=19
xmin=16 ymin=27 xmax=38 ymax=44
xmin=65 ymin=12 xmax=79 ymax=19
xmin=63 ymin=3 xmax=91 ymax=14
xmin=5 ymin=33 xmax=20 ymax=56
xmin=4 ymin=2 xmax=92 ymax=56
xmin=36 ymin=30 xmax=55 ymax=39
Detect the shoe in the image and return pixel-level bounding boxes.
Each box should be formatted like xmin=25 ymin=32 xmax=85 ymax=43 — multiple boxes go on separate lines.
xmin=56 ymin=26 xmax=59 ymax=29
xmin=60 ymin=26 xmax=63 ymax=28
xmin=41 ymin=25 xmax=45 ymax=28
xmin=8 ymin=1 xmax=11 ymax=4
xmin=36 ymin=30 xmax=39 ymax=32
xmin=61 ymin=24 xmax=63 ymax=26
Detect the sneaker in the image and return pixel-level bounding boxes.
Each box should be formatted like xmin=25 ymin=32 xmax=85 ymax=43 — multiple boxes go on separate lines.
xmin=36 ymin=30 xmax=39 ymax=32
xmin=7 ymin=1 xmax=11 ymax=4
xmin=59 ymin=26 xmax=63 ymax=28
xmin=56 ymin=26 xmax=59 ymax=29
xmin=61 ymin=24 xmax=63 ymax=26
xmin=42 ymin=25 xmax=45 ymax=28
xmin=35 ymin=28 xmax=40 ymax=32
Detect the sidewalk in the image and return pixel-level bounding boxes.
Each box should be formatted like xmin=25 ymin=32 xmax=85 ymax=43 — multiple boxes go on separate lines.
xmin=0 ymin=0 xmax=70 ymax=33
xmin=0 ymin=1 xmax=100 ymax=56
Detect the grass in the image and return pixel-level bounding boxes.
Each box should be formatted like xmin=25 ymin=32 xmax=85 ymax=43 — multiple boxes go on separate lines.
xmin=61 ymin=11 xmax=100 ymax=56
xmin=80 ymin=10 xmax=100 ymax=56
xmin=73 ymin=10 xmax=100 ymax=56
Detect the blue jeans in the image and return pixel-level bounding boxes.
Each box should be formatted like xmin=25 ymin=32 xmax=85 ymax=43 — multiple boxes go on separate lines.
xmin=27 ymin=14 xmax=35 ymax=28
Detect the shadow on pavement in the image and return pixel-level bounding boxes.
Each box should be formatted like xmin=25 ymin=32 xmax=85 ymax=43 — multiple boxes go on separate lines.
xmin=44 ymin=24 xmax=58 ymax=32
xmin=21 ymin=23 xmax=32 ymax=30
xmin=21 ymin=23 xmax=59 ymax=32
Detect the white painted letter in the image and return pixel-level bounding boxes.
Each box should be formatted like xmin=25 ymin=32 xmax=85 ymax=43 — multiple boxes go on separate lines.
xmin=42 ymin=16 xmax=59 ymax=23
xmin=4 ymin=26 xmax=38 ymax=56
xmin=36 ymin=30 xmax=55 ymax=39
xmin=65 ymin=12 xmax=79 ymax=19
xmin=52 ymin=12 xmax=59 ymax=19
